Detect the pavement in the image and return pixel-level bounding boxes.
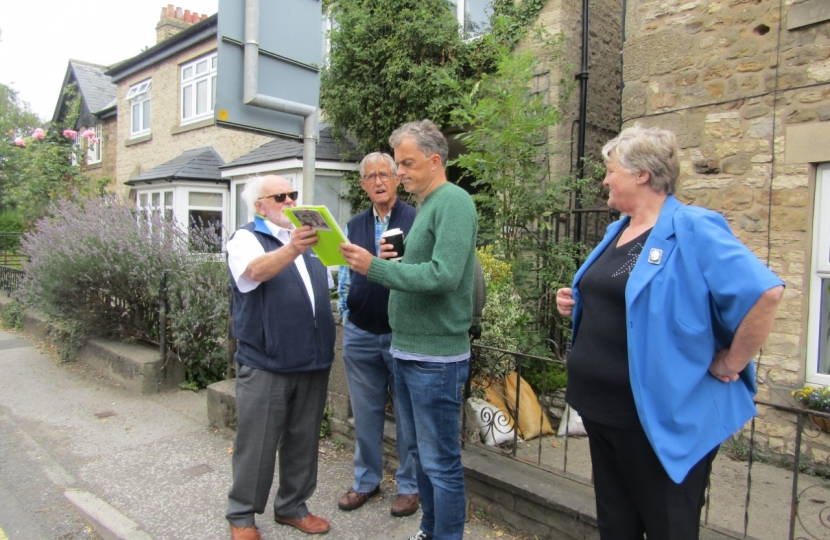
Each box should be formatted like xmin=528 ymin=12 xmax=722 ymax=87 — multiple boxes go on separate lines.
xmin=0 ymin=326 xmax=531 ymax=540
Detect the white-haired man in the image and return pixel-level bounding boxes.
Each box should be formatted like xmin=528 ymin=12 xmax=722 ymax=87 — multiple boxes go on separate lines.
xmin=225 ymin=175 xmax=334 ymax=539
xmin=337 ymin=152 xmax=419 ymax=517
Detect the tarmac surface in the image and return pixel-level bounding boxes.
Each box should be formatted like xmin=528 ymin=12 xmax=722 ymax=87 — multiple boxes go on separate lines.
xmin=0 ymin=327 xmax=532 ymax=540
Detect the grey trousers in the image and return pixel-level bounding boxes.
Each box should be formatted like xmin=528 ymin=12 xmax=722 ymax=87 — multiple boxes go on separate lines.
xmin=225 ymin=363 xmax=331 ymax=527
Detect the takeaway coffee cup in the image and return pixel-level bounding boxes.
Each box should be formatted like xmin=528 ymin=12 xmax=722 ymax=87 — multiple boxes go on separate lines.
xmin=381 ymin=228 xmax=405 ymax=262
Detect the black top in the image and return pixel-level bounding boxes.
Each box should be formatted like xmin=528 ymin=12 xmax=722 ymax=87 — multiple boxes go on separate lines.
xmin=565 ymin=226 xmax=652 ymax=429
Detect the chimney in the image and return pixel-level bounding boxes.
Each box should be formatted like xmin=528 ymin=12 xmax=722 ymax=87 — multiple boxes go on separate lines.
xmin=156 ymin=4 xmax=205 ymax=44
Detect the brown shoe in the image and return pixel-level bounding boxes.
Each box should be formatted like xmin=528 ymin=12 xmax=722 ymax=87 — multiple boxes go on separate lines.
xmin=391 ymin=493 xmax=420 ymax=517
xmin=230 ymin=525 xmax=261 ymax=540
xmin=274 ymin=512 xmax=330 ymax=535
xmin=337 ymin=485 xmax=380 ymax=511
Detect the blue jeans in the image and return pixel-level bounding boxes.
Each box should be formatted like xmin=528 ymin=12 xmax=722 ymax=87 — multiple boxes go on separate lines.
xmin=394 ymin=357 xmax=470 ymax=540
xmin=342 ymin=320 xmax=417 ymax=494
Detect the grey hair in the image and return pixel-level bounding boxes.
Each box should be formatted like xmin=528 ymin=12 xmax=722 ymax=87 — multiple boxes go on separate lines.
xmin=359 ymin=152 xmax=397 ymax=177
xmin=388 ymin=119 xmax=448 ymax=167
xmin=241 ymin=176 xmax=266 ymax=216
xmin=602 ymin=124 xmax=680 ymax=195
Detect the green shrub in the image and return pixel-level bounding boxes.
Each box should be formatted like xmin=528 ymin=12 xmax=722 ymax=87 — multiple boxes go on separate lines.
xmin=474 ymin=246 xmax=566 ymax=395
xmin=21 ymin=195 xmax=228 ymax=387
xmin=0 ymin=211 xmax=24 ymax=257
xmin=0 ymin=211 xmax=25 ymax=233
xmin=0 ymin=298 xmax=24 ymax=330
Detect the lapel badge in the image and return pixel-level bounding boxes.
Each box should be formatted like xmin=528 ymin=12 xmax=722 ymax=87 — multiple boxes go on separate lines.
xmin=647 ymin=248 xmax=662 ymax=265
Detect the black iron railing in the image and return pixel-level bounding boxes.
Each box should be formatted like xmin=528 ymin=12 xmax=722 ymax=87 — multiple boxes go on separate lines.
xmin=463 ymin=343 xmax=830 ymax=539
xmin=0 ymin=232 xmax=25 ymax=296
xmin=540 ymin=207 xmax=619 ymax=351
xmin=0 ymin=265 xmax=24 ymax=297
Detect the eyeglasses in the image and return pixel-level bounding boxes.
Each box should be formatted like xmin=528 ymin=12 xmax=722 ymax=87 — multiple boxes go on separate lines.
xmin=362 ymin=171 xmax=392 ymax=183
xmin=258 ymin=191 xmax=298 ymax=203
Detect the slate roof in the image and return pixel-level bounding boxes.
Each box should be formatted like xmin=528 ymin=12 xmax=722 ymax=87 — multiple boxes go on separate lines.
xmin=69 ymin=60 xmax=117 ymax=114
xmin=126 ymin=147 xmax=226 ymax=185
xmin=221 ymin=126 xmax=359 ymax=169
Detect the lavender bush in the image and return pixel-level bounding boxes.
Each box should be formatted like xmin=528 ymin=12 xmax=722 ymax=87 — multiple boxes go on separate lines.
xmin=21 ymin=195 xmax=228 ymax=385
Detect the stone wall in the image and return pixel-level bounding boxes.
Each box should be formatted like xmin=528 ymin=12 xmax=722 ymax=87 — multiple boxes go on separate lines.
xmin=621 ymin=0 xmax=830 ymax=459
xmin=114 ymin=39 xmax=272 ymax=197
xmin=520 ymin=0 xmax=622 ymax=195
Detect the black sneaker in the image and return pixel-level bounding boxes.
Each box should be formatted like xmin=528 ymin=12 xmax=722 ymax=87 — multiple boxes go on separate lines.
xmin=408 ymin=531 xmax=432 ymax=540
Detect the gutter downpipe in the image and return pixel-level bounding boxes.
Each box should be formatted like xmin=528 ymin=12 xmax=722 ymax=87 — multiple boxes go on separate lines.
xmin=243 ymin=0 xmax=318 ymax=203
xmin=574 ymin=0 xmax=589 ymax=241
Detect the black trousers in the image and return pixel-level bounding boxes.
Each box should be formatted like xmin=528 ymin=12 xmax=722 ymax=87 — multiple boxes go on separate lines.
xmin=582 ymin=418 xmax=718 ymax=540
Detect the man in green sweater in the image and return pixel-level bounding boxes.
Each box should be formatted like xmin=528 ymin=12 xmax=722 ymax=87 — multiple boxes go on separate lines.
xmin=340 ymin=119 xmax=478 ymax=540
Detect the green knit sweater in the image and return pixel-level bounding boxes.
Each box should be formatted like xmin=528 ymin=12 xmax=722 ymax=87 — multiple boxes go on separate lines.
xmin=367 ymin=182 xmax=478 ymax=356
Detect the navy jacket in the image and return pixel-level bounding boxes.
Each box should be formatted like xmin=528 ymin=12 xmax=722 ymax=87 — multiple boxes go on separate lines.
xmin=230 ymin=217 xmax=335 ymax=373
xmin=346 ymin=198 xmax=416 ymax=335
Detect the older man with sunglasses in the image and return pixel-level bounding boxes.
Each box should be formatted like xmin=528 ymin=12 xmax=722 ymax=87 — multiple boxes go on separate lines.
xmin=225 ymin=175 xmax=335 ymax=539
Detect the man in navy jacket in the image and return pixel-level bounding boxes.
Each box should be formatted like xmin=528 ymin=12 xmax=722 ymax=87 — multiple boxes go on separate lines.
xmin=337 ymin=153 xmax=419 ymax=517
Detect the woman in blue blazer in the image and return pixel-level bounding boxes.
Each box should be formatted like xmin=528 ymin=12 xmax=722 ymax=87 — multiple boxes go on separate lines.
xmin=556 ymin=125 xmax=784 ymax=540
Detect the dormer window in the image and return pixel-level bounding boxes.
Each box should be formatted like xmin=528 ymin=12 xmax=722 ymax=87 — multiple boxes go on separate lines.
xmin=127 ymin=80 xmax=152 ymax=137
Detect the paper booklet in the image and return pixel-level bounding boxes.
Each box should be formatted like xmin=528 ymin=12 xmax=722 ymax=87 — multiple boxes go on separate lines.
xmin=283 ymin=205 xmax=349 ymax=266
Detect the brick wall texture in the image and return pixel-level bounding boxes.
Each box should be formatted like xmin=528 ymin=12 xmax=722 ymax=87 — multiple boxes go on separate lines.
xmin=114 ymin=39 xmax=272 ymax=198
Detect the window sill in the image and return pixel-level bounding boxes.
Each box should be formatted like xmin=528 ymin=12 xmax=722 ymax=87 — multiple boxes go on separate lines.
xmin=125 ymin=133 xmax=152 ymax=147
xmin=171 ymin=117 xmax=214 ymax=135
xmin=85 ymin=162 xmax=103 ymax=170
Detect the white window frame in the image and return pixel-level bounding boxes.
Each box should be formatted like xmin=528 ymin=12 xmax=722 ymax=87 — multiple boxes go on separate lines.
xmin=807 ymin=164 xmax=830 ymax=385
xmin=86 ymin=124 xmax=102 ymax=165
xmin=322 ymin=16 xmax=334 ymax=67
xmin=450 ymin=0 xmax=491 ymax=39
xmin=180 ymin=53 xmax=217 ymax=125
xmin=128 ymin=80 xmax=152 ymax=137
xmin=70 ymin=132 xmax=81 ymax=166
xmin=135 ymin=184 xmax=229 ymax=251
xmin=137 ymin=188 xmax=174 ymax=223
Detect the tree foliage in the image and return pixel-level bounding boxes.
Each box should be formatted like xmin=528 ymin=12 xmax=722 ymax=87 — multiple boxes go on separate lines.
xmin=446 ymin=31 xmax=591 ymax=347
xmin=321 ymin=0 xmax=548 ymax=211
xmin=321 ymin=0 xmax=550 ymax=156
xmin=321 ymin=0 xmax=465 ymax=157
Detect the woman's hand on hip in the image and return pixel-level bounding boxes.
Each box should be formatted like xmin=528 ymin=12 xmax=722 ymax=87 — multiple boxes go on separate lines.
xmin=556 ymin=288 xmax=575 ymax=317
xmin=709 ymin=348 xmax=741 ymax=383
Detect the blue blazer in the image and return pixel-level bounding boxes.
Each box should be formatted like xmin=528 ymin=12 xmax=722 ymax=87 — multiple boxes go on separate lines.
xmin=570 ymin=195 xmax=784 ymax=482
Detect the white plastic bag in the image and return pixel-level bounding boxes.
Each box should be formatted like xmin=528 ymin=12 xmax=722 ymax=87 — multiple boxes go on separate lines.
xmin=557 ymin=404 xmax=587 ymax=437
xmin=467 ymin=398 xmax=521 ymax=446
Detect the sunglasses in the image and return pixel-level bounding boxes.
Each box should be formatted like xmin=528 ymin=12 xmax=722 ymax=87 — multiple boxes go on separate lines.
xmin=258 ymin=191 xmax=298 ymax=203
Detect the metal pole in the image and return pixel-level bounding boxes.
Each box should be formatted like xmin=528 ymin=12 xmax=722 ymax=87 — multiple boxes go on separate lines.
xmin=243 ymin=0 xmax=318 ymax=204
xmin=227 ymin=285 xmax=236 ymax=379
xmin=573 ymin=0 xmax=590 ymax=239
xmin=159 ymin=271 xmax=167 ymax=357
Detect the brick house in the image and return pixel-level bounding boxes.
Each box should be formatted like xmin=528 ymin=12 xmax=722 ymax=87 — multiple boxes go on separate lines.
xmin=94 ymin=5 xmax=355 ymax=241
xmin=103 ymin=7 xmax=272 ymax=240
xmin=51 ymin=59 xmax=118 ymax=185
